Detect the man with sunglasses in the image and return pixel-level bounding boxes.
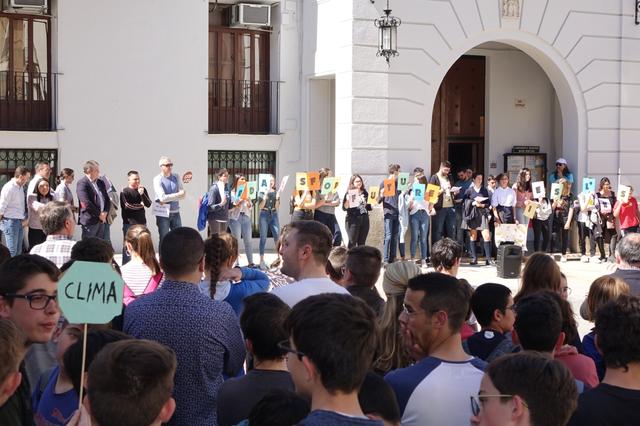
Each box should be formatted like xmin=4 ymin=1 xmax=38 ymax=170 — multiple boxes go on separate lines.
xmin=153 ymin=156 xmax=186 ymax=243
xmin=0 ymin=254 xmax=60 ymax=425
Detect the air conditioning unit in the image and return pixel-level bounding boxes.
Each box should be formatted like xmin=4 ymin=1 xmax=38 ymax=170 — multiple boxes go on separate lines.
xmin=231 ymin=3 xmax=271 ymax=28
xmin=10 ymin=0 xmax=47 ymax=9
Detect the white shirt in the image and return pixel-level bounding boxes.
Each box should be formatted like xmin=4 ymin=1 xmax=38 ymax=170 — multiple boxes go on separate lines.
xmin=0 ymin=178 xmax=26 ymax=219
xmin=491 ymin=187 xmax=517 ymax=207
xmin=121 ymin=259 xmax=154 ymax=296
xmin=270 ymin=277 xmax=350 ymax=307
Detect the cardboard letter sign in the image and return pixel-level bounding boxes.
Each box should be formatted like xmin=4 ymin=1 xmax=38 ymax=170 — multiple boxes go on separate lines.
xmin=397 ymin=172 xmax=410 ymax=191
xmin=58 ymin=261 xmax=125 ymax=324
xmin=332 ymin=176 xmax=342 ymax=192
xmin=278 ymin=175 xmax=289 ymax=194
xmin=307 ymin=172 xmax=321 ymax=191
xmin=247 ymin=182 xmax=258 ymax=200
xmin=258 ymin=174 xmax=271 ymax=195
xmin=347 ymin=189 xmax=360 ymax=208
xmin=412 ymin=183 xmax=426 ymax=200
xmin=426 ymin=184 xmax=440 ymax=204
xmin=582 ymin=177 xmax=596 ymax=194
xmin=550 ymin=183 xmax=562 ymax=200
xmin=368 ymin=186 xmax=379 ymax=205
xmin=383 ymin=179 xmax=395 ymax=197
xmin=236 ymin=184 xmax=246 ymax=200
xmin=532 ymin=181 xmax=545 ymax=199
xmin=321 ymin=177 xmax=335 ymax=195
xmin=523 ymin=202 xmax=538 ymax=220
xmin=296 ymin=173 xmax=308 ymax=191
xmin=618 ymin=185 xmax=631 ymax=203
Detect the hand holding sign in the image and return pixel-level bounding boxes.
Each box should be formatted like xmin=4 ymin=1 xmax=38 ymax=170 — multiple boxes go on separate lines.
xmin=321 ymin=177 xmax=335 ymax=195
xmin=247 ymin=181 xmax=258 ymax=200
xmin=532 ymin=181 xmax=545 ymax=199
xmin=550 ymin=183 xmax=562 ymax=200
xmin=618 ymin=185 xmax=631 ymax=203
xmin=426 ymin=184 xmax=440 ymax=204
xmin=383 ymin=179 xmax=395 ymax=197
xmin=397 ymin=172 xmax=410 ymax=191
xmin=368 ymin=186 xmax=379 ymax=205
xmin=258 ymin=174 xmax=271 ymax=195
xmin=523 ymin=202 xmax=538 ymax=220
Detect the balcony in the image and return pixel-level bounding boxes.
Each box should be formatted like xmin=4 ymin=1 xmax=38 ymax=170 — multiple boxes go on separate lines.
xmin=208 ymin=79 xmax=279 ymax=135
xmin=0 ymin=71 xmax=56 ymax=131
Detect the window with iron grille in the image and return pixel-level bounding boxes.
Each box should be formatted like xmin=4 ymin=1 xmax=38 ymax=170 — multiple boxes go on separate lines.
xmin=208 ymin=150 xmax=276 ymax=236
xmin=0 ymin=148 xmax=57 ymax=187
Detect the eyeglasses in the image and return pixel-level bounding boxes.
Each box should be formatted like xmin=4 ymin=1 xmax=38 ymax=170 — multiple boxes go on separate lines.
xmin=277 ymin=340 xmax=305 ymax=361
xmin=556 ymin=163 xmax=565 ymax=167
xmin=470 ymin=395 xmax=528 ymax=416
xmin=161 ymin=163 xmax=173 ymax=167
xmin=2 ymin=293 xmax=58 ymax=310
xmin=402 ymin=303 xmax=424 ymax=316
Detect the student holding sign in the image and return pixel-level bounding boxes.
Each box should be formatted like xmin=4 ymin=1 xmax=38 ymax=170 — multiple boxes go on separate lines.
xmin=550 ymin=179 xmax=575 ymax=261
xmin=314 ymin=168 xmax=342 ymax=247
xmin=574 ymin=188 xmax=599 ymax=263
xmin=407 ymin=176 xmax=432 ymax=266
xmin=342 ymin=174 xmax=371 ymax=248
xmin=230 ymin=175 xmax=255 ymax=267
xmin=377 ymin=164 xmax=401 ymax=264
xmin=613 ymin=185 xmax=640 ymax=237
xmin=512 ymin=168 xmax=533 ymax=229
xmin=257 ymin=175 xmax=280 ymax=270
xmin=429 ymin=161 xmax=458 ymax=244
xmin=531 ymin=197 xmax=552 ymax=252
xmin=462 ymin=173 xmax=493 ymax=266
xmin=206 ymin=168 xmax=232 ymax=235
xmin=292 ymin=188 xmax=316 ymax=221
xmin=595 ymin=177 xmax=617 ymax=261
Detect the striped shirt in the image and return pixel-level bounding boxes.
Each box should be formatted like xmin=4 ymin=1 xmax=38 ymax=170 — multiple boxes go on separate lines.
xmin=121 ymin=260 xmax=154 ymax=295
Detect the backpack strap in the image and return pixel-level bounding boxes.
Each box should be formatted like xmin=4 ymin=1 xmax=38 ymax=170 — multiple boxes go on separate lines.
xmin=144 ymin=271 xmax=163 ymax=294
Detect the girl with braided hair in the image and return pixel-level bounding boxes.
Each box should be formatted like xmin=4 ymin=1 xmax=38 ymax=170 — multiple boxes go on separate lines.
xmin=198 ymin=232 xmax=270 ymax=315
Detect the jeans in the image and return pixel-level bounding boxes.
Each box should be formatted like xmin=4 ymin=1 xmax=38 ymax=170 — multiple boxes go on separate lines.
xmin=1 ymin=218 xmax=24 ymax=257
xmin=314 ymin=210 xmax=343 ymax=246
xmin=156 ymin=212 xmax=182 ymax=244
xmin=532 ymin=218 xmax=550 ymax=252
xmin=346 ymin=214 xmax=369 ymax=248
xmin=383 ymin=215 xmax=400 ymax=263
xmin=122 ymin=223 xmax=132 ymax=265
xmin=259 ymin=210 xmax=280 ymax=256
xmin=81 ymin=222 xmax=106 ymax=240
xmin=432 ymin=207 xmax=456 ymax=243
xmin=229 ymin=213 xmax=254 ymax=265
xmin=410 ymin=210 xmax=429 ymax=259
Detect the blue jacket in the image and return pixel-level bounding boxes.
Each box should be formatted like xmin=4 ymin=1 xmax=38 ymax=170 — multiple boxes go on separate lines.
xmin=198 ymin=267 xmax=270 ymax=316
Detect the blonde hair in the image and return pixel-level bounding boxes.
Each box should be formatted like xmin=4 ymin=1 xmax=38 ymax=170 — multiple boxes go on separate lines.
xmin=586 ymin=275 xmax=630 ymax=322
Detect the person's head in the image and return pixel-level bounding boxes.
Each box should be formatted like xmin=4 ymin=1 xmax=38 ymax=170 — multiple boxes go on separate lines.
xmin=319 ymin=167 xmax=332 ymax=181
xmin=598 ymin=177 xmax=611 ymax=192
xmin=439 ymin=160 xmax=451 ymax=175
xmin=53 ymin=320 xmax=86 ymax=368
xmin=554 ymin=158 xmax=570 ymax=177
xmin=545 ymin=291 xmax=578 ymax=346
xmin=595 ymin=295 xmax=640 ymax=372
xmin=413 ymin=167 xmax=425 ymax=180
xmin=126 ymin=170 xmax=140 ymax=189
xmin=487 ymin=175 xmax=496 ymax=189
xmin=248 ymin=389 xmax=310 ymax=426
xmin=13 ymin=166 xmax=31 ymax=186
xmin=279 ymin=220 xmax=332 ymax=280
xmin=34 ymin=161 xmax=51 ymax=179
xmin=466 ymin=168 xmax=474 ymax=179
xmin=457 ymin=168 xmax=466 ymax=181
xmin=401 ymin=272 xmax=467 ymax=354
xmin=471 ymin=352 xmax=578 ymax=426
xmin=58 ymin=168 xmax=74 ymax=185
xmin=0 ymin=319 xmax=26 ymax=406
xmin=415 ymin=175 xmax=428 ymax=186
xmin=159 ymin=227 xmax=204 ymax=281
xmin=83 ymin=160 xmax=100 ymax=181
xmin=615 ymin=233 xmax=640 ymax=267
xmin=63 ymin=329 xmax=132 ymax=395
xmin=203 ymin=232 xmax=238 ymax=297
xmin=358 ymin=372 xmax=401 ymax=426
xmin=584 ymin=275 xmax=630 ymax=322
xmin=326 ymin=246 xmax=348 ymax=286
xmin=284 ymin=294 xmax=376 ymax=397
xmin=513 ymin=292 xmax=562 ymax=353
xmin=216 ymin=168 xmax=229 ymax=184
xmin=34 ymin=178 xmax=51 ymax=200
xmin=472 ymin=172 xmax=484 ymax=187
xmin=0 ymin=255 xmax=60 ymax=345
xmin=86 ymin=339 xmax=177 ymax=426
xmin=125 ymin=225 xmax=160 ymax=275
xmin=471 ymin=283 xmax=515 ymax=334
xmin=158 ymin=156 xmax=173 ymax=176
xmin=231 ymin=174 xmax=246 ymax=191
xmin=559 ymin=273 xmax=570 ymax=300
xmin=430 ymin=238 xmax=462 ymax=275
xmin=39 ymin=201 xmax=75 ymax=236
xmin=388 ymin=164 xmax=400 ymax=177
xmin=514 ymin=253 xmax=562 ymax=303
xmin=496 ymin=173 xmax=509 ymax=188
xmin=71 ymin=237 xmax=115 ymax=264
xmin=240 ymin=293 xmax=291 ymax=362
xmin=517 ymin=168 xmax=532 ymax=192
xmin=349 ymin=174 xmax=365 ymax=190
xmin=345 ymin=246 xmax=382 ymax=288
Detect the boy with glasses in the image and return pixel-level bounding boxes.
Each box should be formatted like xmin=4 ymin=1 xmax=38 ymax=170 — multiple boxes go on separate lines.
xmin=0 ymin=254 xmax=60 ymax=425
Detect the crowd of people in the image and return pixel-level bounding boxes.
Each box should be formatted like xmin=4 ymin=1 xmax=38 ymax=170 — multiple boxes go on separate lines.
xmin=0 ymin=156 xmax=640 ymax=425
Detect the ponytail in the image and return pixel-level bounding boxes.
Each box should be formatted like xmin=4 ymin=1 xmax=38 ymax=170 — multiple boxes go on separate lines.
xmin=125 ymin=225 xmax=160 ymax=275
xmin=203 ymin=232 xmax=239 ymax=299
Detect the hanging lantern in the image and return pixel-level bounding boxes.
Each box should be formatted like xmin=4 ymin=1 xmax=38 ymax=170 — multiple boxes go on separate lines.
xmin=374 ymin=0 xmax=401 ymax=65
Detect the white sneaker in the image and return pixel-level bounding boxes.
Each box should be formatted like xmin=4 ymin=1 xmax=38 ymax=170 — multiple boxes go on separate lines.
xmin=259 ymin=261 xmax=268 ymax=270
xmin=561 ymin=256 xmax=567 ymax=262
xmin=591 ymin=256 xmax=602 ymax=264
xmin=580 ymin=255 xmax=589 ymax=263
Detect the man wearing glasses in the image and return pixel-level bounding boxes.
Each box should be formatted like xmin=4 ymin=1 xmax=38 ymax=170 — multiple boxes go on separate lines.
xmin=384 ymin=272 xmax=485 ymax=426
xmin=0 ymin=254 xmax=60 ymax=424
xmin=153 ymin=156 xmax=185 ymax=244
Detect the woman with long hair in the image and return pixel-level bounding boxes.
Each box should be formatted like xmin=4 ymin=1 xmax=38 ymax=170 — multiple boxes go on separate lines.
xmin=206 ymin=168 xmax=231 ymax=235
xmin=550 ymin=179 xmax=575 ymax=261
xmin=595 ymin=177 xmax=617 ymax=261
xmin=229 ymin=174 xmax=255 ymax=267
xmin=291 ymin=188 xmax=316 ymax=221
xmin=513 ymin=252 xmax=562 ymax=303
xmin=27 ymin=178 xmax=53 ymax=247
xmin=314 ymin=168 xmax=342 ymax=246
xmin=549 ymin=158 xmax=574 ymax=187
xmin=342 ymin=174 xmax=371 ymax=248
xmin=257 ymin=174 xmax=280 ymax=269
xmin=121 ymin=224 xmax=162 ymax=305
xmin=513 ymin=168 xmax=533 ymax=228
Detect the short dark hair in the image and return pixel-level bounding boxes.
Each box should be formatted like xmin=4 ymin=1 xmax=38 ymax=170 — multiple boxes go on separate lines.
xmin=216 ymin=168 xmax=228 ymax=178
xmin=248 ymin=389 xmax=310 ymax=426
xmin=545 ymin=291 xmax=578 ymax=345
xmin=616 ymin=233 xmax=640 ymax=265
xmin=595 ymin=295 xmax=640 ymax=370
xmin=63 ymin=329 xmax=132 ymax=394
xmin=14 ymin=165 xmax=29 ymax=178
xmin=39 ymin=201 xmax=73 ymax=235
xmin=470 ymin=283 xmax=512 ymax=327
xmin=0 ymin=255 xmax=60 ymax=305
xmin=407 ymin=272 xmax=468 ymax=331
xmin=388 ymin=164 xmax=400 ymax=174
xmin=127 ymin=170 xmax=139 ymax=176
xmin=285 ymin=294 xmax=376 ymax=393
xmin=487 ymin=352 xmax=578 ymax=426
xmin=159 ymin=227 xmax=204 ymax=276
xmin=440 ymin=160 xmax=451 ymax=169
xmin=326 ymin=246 xmax=348 ymax=282
xmin=514 ymin=292 xmax=562 ymax=352
xmin=413 ymin=167 xmax=424 ymax=175
xmin=289 ymin=221 xmax=332 ymax=265
xmin=240 ymin=293 xmax=291 ymax=361
xmin=71 ymin=237 xmax=114 ymax=263
xmin=358 ymin=372 xmax=401 ymax=423
xmin=87 ymin=339 xmax=177 ymax=426
xmin=430 ymin=238 xmax=462 ymax=270
xmin=346 ymin=246 xmax=382 ymax=288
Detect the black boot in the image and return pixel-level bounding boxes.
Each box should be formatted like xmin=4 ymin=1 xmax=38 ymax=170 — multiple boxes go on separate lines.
xmin=469 ymin=239 xmax=478 ymax=265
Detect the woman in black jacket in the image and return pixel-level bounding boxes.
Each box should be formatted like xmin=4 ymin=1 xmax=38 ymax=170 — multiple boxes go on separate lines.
xmin=462 ymin=172 xmax=493 ymax=266
xmin=342 ymin=174 xmax=371 ymax=248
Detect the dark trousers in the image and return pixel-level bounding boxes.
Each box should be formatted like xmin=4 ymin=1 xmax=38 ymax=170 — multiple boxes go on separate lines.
xmin=81 ymin=222 xmax=106 ymax=241
xmin=314 ymin=210 xmax=342 ymax=246
xmin=578 ymin=222 xmax=596 ymax=257
xmin=596 ymin=228 xmax=617 ymax=259
xmin=433 ymin=207 xmax=456 ymax=243
xmin=497 ymin=206 xmax=515 ymax=224
xmin=208 ymin=219 xmax=228 ymax=235
xmin=346 ymin=214 xmax=369 ymax=248
xmin=550 ymin=211 xmax=569 ymax=254
xmin=532 ymin=217 xmax=550 ymax=252
xmin=28 ymin=228 xmax=46 ymax=248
